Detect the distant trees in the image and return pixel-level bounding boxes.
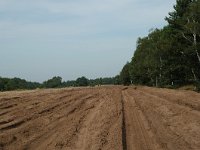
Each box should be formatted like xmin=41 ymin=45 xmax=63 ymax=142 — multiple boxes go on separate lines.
xmin=0 ymin=75 xmax=122 ymax=92
xmin=113 ymin=75 xmax=121 ymax=85
xmin=0 ymin=77 xmax=7 ymax=91
xmin=0 ymin=77 xmax=41 ymax=91
xmin=89 ymin=77 xmax=120 ymax=86
xmin=75 ymin=76 xmax=121 ymax=87
xmin=43 ymin=76 xmax=62 ymax=88
xmin=5 ymin=78 xmax=27 ymax=90
xmin=62 ymin=80 xmax=77 ymax=87
xmin=76 ymin=76 xmax=89 ymax=87
xmin=89 ymin=78 xmax=103 ymax=86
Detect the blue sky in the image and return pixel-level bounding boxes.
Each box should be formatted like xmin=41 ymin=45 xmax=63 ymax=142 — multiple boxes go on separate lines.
xmin=0 ymin=0 xmax=176 ymax=82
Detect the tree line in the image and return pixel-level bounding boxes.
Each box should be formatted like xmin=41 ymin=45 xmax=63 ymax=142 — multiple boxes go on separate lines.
xmin=119 ymin=0 xmax=200 ymax=90
xmin=0 ymin=77 xmax=40 ymax=91
xmin=0 ymin=76 xmax=120 ymax=91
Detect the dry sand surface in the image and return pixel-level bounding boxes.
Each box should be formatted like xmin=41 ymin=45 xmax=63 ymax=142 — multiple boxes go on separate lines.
xmin=0 ymin=86 xmax=200 ymax=150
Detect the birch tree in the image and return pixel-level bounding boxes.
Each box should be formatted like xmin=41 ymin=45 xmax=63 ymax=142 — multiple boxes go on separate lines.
xmin=182 ymin=0 xmax=200 ymax=63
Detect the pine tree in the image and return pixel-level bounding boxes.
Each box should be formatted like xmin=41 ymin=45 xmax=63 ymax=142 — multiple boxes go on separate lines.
xmin=166 ymin=0 xmax=192 ymax=29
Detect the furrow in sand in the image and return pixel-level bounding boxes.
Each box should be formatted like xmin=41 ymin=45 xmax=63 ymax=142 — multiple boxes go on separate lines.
xmin=23 ymin=93 xmax=99 ymax=150
xmin=122 ymin=90 xmax=156 ymax=150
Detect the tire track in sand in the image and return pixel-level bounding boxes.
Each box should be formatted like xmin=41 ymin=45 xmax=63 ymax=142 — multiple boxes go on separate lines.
xmin=121 ymin=88 xmax=127 ymax=150
xmin=122 ymin=89 xmax=156 ymax=150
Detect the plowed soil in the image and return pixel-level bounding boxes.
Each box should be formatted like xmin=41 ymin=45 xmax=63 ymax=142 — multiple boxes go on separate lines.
xmin=0 ymin=86 xmax=200 ymax=150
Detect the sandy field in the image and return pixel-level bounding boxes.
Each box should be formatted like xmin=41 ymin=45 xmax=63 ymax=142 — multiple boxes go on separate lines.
xmin=0 ymin=86 xmax=200 ymax=150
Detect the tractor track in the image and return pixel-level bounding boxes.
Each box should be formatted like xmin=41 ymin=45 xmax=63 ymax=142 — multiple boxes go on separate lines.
xmin=121 ymin=89 xmax=127 ymax=150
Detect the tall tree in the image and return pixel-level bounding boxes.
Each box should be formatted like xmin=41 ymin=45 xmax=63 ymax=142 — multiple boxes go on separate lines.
xmin=182 ymin=0 xmax=200 ymax=63
xmin=166 ymin=0 xmax=200 ymax=82
xmin=166 ymin=0 xmax=192 ymax=29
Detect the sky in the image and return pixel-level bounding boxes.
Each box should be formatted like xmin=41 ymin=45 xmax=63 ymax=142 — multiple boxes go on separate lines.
xmin=0 ymin=0 xmax=176 ymax=82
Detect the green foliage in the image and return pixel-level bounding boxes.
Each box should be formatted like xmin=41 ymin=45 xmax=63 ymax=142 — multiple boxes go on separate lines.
xmin=121 ymin=0 xmax=200 ymax=88
xmin=76 ymin=76 xmax=89 ymax=87
xmin=43 ymin=76 xmax=62 ymax=88
xmin=89 ymin=77 xmax=120 ymax=86
xmin=0 ymin=77 xmax=41 ymax=91
xmin=113 ymin=75 xmax=121 ymax=85
xmin=62 ymin=80 xmax=77 ymax=87
xmin=0 ymin=77 xmax=7 ymax=91
xmin=166 ymin=0 xmax=192 ymax=29
xmin=0 ymin=75 xmax=121 ymax=91
xmin=120 ymin=62 xmax=131 ymax=86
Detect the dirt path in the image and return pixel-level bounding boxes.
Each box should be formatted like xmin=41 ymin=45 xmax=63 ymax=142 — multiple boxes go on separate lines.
xmin=122 ymin=90 xmax=159 ymax=150
xmin=0 ymin=86 xmax=200 ymax=150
